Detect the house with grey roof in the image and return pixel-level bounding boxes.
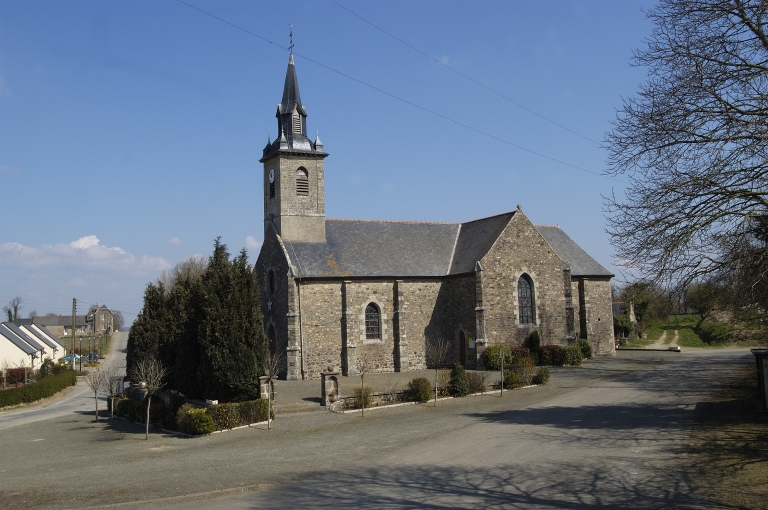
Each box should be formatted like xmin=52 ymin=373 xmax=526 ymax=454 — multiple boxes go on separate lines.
xmin=0 ymin=322 xmax=40 ymax=369
xmin=256 ymin=55 xmax=614 ymax=380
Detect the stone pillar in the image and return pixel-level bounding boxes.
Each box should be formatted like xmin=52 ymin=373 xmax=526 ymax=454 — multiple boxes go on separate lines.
xmin=285 ymin=277 xmax=301 ymax=380
xmin=342 ymin=280 xmax=358 ymax=376
xmin=393 ymin=280 xmax=408 ymax=372
xmin=563 ymin=263 xmax=576 ymax=341
xmin=474 ymin=262 xmax=488 ymax=369
xmin=578 ymin=278 xmax=589 ymax=340
xmin=321 ymin=371 xmax=340 ymax=407
xmin=259 ymin=376 xmax=275 ymax=401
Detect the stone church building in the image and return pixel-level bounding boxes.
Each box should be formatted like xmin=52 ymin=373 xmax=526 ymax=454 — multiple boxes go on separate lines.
xmin=256 ymin=56 xmax=614 ymax=380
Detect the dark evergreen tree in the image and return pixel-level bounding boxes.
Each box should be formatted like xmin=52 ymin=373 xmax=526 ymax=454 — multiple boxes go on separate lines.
xmin=127 ymin=283 xmax=166 ymax=372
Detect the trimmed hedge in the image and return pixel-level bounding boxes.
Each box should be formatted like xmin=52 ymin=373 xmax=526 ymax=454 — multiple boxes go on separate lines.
xmin=503 ymin=372 xmax=523 ymax=389
xmin=0 ymin=370 xmax=77 ymax=408
xmin=208 ymin=402 xmax=241 ymax=430
xmin=483 ymin=345 xmax=531 ymax=371
xmin=186 ymin=408 xmax=216 ymax=435
xmin=3 ymin=367 xmax=27 ymax=386
xmin=538 ymin=345 xmax=566 ymax=366
xmin=564 ymin=345 xmax=584 ymax=366
xmin=407 ymin=377 xmax=432 ymax=403
xmin=354 ymin=384 xmax=373 ymax=409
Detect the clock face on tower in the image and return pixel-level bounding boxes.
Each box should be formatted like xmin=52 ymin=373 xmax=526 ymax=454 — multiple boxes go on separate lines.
xmin=268 ymin=168 xmax=275 ymax=183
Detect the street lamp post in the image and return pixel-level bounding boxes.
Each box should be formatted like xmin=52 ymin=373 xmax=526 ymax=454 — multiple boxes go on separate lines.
xmin=79 ymin=336 xmax=82 ymax=372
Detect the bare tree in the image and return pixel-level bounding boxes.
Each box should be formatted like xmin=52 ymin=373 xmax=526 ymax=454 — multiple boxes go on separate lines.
xmin=111 ymin=310 xmax=125 ymax=332
xmin=84 ymin=368 xmax=106 ymax=422
xmin=100 ymin=364 xmax=123 ymax=422
xmin=3 ymin=296 xmax=22 ymax=322
xmin=356 ymin=352 xmax=372 ymax=417
xmin=604 ymin=0 xmax=768 ymax=307
xmin=157 ymin=255 xmax=208 ymax=291
xmin=260 ymin=350 xmax=284 ymax=430
xmin=129 ymin=356 xmax=168 ymax=439
xmin=424 ymin=335 xmax=451 ymax=406
xmin=28 ymin=310 xmax=38 ymax=318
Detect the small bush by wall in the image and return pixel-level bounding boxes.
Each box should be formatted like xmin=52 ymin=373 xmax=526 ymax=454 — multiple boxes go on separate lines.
xmin=238 ymin=399 xmax=273 ymax=424
xmin=532 ymin=367 xmax=550 ymax=385
xmin=564 ymin=345 xmax=584 ymax=366
xmin=483 ymin=346 xmax=531 ymax=371
xmin=512 ymin=357 xmax=536 ymax=386
xmin=3 ymin=367 xmax=27 ymax=386
xmin=503 ymin=372 xmax=523 ymax=389
xmin=448 ymin=363 xmax=470 ymax=397
xmin=354 ymin=385 xmax=373 ymax=409
xmin=116 ymin=397 xmax=144 ymax=422
xmin=467 ymin=371 xmax=488 ymax=394
xmin=407 ymin=377 xmax=432 ymax=403
xmin=577 ymin=339 xmax=593 ymax=359
xmin=186 ymin=408 xmax=216 ymax=435
xmin=208 ymin=402 xmax=241 ymax=430
xmin=0 ymin=370 xmax=76 ymax=408
xmin=538 ymin=345 xmax=567 ymax=366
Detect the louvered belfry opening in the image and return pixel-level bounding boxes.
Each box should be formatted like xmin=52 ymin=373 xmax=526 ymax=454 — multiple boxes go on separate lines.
xmin=296 ymin=168 xmax=309 ymax=196
xmin=293 ymin=114 xmax=301 ymax=134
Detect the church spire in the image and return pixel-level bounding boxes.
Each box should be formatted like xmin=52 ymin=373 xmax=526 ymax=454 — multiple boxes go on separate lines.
xmin=279 ymin=54 xmax=305 ymax=117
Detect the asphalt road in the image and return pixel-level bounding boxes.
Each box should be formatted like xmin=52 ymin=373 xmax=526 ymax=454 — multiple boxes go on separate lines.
xmin=0 ymin=348 xmax=752 ymax=509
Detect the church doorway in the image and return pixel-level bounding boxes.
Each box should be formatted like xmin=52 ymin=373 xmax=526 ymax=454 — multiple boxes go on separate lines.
xmin=459 ymin=331 xmax=466 ymax=366
xmin=268 ymin=324 xmax=276 ymax=357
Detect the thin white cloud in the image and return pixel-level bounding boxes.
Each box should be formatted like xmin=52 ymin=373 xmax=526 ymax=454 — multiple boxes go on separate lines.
xmin=245 ymin=236 xmax=262 ymax=252
xmin=0 ymin=164 xmax=20 ymax=175
xmin=167 ymin=237 xmax=183 ymax=246
xmin=0 ymin=236 xmax=170 ymax=274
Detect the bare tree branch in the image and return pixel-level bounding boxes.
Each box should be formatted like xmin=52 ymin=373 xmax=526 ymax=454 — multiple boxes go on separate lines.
xmin=129 ymin=356 xmax=168 ymax=439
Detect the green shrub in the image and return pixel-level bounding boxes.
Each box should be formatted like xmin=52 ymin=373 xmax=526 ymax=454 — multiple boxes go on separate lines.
xmin=38 ymin=359 xmax=55 ymax=380
xmin=528 ymin=330 xmax=541 ymax=354
xmin=503 ymin=371 xmax=523 ymax=389
xmin=564 ymin=345 xmax=584 ymax=366
xmin=0 ymin=370 xmax=76 ymax=408
xmin=448 ymin=363 xmax=470 ymax=397
xmin=407 ymin=377 xmax=432 ymax=403
xmin=532 ymin=367 xmax=550 ymax=385
xmin=467 ymin=371 xmax=488 ymax=393
xmin=161 ymin=394 xmax=187 ymax=430
xmin=186 ymin=408 xmax=216 ymax=435
xmin=116 ymin=397 xmax=144 ymax=422
xmin=538 ymin=345 xmax=567 ymax=366
xmin=207 ymin=402 xmax=241 ymax=430
xmin=238 ymin=399 xmax=273 ymax=424
xmin=176 ymin=403 xmax=195 ymax=433
xmin=354 ymin=384 xmax=373 ymax=409
xmin=577 ymin=339 xmax=592 ymax=359
xmin=483 ymin=345 xmax=531 ymax=370
xmin=4 ymin=367 xmax=27 ymax=386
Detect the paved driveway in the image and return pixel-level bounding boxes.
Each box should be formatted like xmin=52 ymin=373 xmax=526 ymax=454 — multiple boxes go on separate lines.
xmin=0 ymin=348 xmax=751 ymax=509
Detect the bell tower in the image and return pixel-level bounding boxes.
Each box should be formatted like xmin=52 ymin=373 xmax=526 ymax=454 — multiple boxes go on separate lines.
xmin=260 ymin=54 xmax=328 ymax=243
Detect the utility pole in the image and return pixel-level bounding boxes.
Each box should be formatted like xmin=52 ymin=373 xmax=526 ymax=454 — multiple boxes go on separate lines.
xmin=71 ymin=298 xmax=76 ymax=370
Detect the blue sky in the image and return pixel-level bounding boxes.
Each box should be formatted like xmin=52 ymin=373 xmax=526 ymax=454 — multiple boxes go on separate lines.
xmin=1 ymin=0 xmax=655 ymax=326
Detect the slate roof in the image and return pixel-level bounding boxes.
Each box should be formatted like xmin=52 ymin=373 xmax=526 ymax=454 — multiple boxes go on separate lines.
xmin=535 ymin=226 xmax=614 ymax=277
xmin=28 ymin=324 xmax=66 ymax=349
xmin=449 ymin=213 xmax=515 ymax=274
xmin=279 ymin=54 xmax=305 ymax=116
xmin=0 ymin=323 xmax=38 ymax=355
xmin=3 ymin=323 xmax=46 ymax=351
xmin=283 ymin=214 xmax=612 ymax=280
xmin=16 ymin=315 xmax=88 ymax=327
xmin=19 ymin=325 xmax=58 ymax=351
xmin=287 ymin=220 xmax=459 ymax=277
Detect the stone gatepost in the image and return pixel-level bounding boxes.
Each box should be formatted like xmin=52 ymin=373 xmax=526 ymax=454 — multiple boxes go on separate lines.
xmin=259 ymin=376 xmax=275 ymax=401
xmin=321 ymin=371 xmax=340 ymax=407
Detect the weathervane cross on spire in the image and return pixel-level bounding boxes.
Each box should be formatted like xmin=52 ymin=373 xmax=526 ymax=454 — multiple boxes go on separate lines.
xmin=289 ymin=24 xmax=294 ymax=55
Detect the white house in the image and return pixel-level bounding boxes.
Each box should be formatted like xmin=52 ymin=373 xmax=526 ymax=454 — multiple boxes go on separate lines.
xmin=0 ymin=323 xmax=38 ymax=369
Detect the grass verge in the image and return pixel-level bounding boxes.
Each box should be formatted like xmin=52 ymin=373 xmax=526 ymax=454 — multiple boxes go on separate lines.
xmin=686 ymin=364 xmax=768 ymax=508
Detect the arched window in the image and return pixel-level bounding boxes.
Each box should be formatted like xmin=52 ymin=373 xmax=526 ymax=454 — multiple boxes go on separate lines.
xmin=296 ymin=168 xmax=309 ymax=196
xmin=365 ymin=303 xmax=381 ymax=340
xmin=518 ymin=275 xmax=536 ymax=324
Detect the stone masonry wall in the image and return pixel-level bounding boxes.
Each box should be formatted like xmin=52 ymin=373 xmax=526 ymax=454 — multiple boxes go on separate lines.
xmin=255 ymin=227 xmax=292 ymax=378
xmin=480 ymin=211 xmax=569 ymax=348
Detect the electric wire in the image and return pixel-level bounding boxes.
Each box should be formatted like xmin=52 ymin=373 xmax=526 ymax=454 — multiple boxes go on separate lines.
xmin=176 ymin=0 xmax=622 ymax=182
xmin=329 ymin=0 xmax=601 ymax=145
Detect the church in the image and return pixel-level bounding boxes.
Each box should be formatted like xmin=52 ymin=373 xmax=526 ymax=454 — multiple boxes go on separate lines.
xmin=255 ymin=55 xmax=615 ymax=380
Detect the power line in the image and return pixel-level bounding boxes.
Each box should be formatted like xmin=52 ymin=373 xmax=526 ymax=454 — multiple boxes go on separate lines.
xmin=330 ymin=0 xmax=601 ymax=146
xmin=176 ymin=0 xmax=620 ymax=182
